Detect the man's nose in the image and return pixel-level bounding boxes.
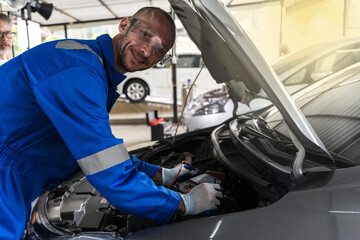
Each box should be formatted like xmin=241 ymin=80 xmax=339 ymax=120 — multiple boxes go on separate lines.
xmin=140 ymin=45 xmax=154 ymax=58
xmin=1 ymin=34 xmax=9 ymax=40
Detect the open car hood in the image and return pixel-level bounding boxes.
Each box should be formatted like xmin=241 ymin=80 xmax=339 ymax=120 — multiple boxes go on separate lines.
xmin=170 ymin=0 xmax=331 ymax=160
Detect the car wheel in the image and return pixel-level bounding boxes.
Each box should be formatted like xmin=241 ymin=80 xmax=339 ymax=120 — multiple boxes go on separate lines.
xmin=124 ymin=79 xmax=148 ymax=103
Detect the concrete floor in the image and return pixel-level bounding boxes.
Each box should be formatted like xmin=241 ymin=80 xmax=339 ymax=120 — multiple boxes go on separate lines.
xmin=109 ymin=98 xmax=186 ymax=148
xmin=110 ymin=123 xmax=186 ymax=148
xmin=109 ymin=97 xmax=183 ymax=124
xmin=110 ymin=124 xmax=151 ymax=148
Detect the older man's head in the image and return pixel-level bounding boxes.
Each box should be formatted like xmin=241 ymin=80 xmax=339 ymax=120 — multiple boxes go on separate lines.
xmin=0 ymin=13 xmax=13 ymax=55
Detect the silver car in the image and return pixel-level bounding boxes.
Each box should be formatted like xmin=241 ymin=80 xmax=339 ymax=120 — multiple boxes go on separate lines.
xmin=26 ymin=0 xmax=360 ymax=239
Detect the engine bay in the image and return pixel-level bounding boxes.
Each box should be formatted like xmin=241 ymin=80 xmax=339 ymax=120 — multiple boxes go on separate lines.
xmin=30 ymin=119 xmax=296 ymax=238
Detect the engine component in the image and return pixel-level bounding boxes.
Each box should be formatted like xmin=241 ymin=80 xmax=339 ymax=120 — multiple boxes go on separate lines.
xmin=176 ymin=172 xmax=223 ymax=194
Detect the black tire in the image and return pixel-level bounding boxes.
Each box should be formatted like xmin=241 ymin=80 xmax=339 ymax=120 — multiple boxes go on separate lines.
xmin=124 ymin=79 xmax=148 ymax=103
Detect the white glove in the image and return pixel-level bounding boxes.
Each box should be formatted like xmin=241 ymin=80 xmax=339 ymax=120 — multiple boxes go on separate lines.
xmin=162 ymin=164 xmax=199 ymax=187
xmin=180 ymin=183 xmax=222 ymax=215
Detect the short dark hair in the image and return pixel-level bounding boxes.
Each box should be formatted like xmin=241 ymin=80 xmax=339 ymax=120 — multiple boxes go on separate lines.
xmin=133 ymin=7 xmax=175 ymax=40
xmin=0 ymin=13 xmax=11 ymax=24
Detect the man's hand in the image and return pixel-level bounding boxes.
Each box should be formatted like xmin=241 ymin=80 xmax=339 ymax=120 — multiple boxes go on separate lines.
xmin=179 ymin=183 xmax=222 ymax=215
xmin=152 ymin=168 xmax=163 ymax=185
xmin=162 ymin=163 xmax=200 ymax=187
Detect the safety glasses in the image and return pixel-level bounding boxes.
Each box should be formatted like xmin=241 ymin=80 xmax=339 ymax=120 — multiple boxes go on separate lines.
xmin=129 ymin=18 xmax=172 ymax=65
xmin=0 ymin=30 xmax=15 ymax=39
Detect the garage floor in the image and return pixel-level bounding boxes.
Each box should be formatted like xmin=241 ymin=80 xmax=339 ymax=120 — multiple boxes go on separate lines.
xmin=109 ymin=97 xmax=186 ymax=148
xmin=111 ymin=123 xmax=186 ymax=148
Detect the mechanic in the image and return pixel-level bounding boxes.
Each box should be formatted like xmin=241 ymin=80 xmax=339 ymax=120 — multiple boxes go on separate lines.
xmin=0 ymin=7 xmax=222 ymax=239
xmin=0 ymin=13 xmax=13 ymax=66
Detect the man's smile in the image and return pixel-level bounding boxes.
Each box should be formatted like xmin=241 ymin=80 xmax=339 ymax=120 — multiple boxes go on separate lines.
xmin=1 ymin=42 xmax=10 ymax=48
xmin=131 ymin=49 xmax=146 ymax=65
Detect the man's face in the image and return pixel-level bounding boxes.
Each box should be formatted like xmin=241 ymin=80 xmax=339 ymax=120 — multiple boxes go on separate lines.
xmin=114 ymin=13 xmax=174 ymax=73
xmin=0 ymin=20 xmax=13 ymax=55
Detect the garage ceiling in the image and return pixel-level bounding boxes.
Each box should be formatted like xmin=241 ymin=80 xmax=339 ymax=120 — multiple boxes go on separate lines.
xmin=0 ymin=0 xmax=274 ymax=26
xmin=0 ymin=0 xmax=171 ymax=26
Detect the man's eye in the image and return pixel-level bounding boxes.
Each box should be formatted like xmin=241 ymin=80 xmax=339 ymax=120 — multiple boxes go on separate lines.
xmin=143 ymin=30 xmax=150 ymax=39
xmin=154 ymin=45 xmax=164 ymax=55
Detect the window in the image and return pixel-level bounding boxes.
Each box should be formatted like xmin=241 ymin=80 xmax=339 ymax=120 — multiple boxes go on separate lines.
xmin=177 ymin=55 xmax=197 ymax=68
xmin=283 ymin=67 xmax=308 ymax=85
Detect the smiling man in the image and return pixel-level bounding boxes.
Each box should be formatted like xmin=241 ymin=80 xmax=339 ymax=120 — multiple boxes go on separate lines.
xmin=113 ymin=10 xmax=174 ymax=73
xmin=0 ymin=13 xmax=13 ymax=66
xmin=0 ymin=7 xmax=221 ymax=239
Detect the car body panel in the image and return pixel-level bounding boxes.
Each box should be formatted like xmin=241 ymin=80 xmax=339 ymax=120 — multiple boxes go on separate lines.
xmin=127 ymin=165 xmax=360 ymax=240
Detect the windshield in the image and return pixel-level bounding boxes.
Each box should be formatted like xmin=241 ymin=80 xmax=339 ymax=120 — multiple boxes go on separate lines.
xmin=265 ymin=66 xmax=360 ymax=165
xmin=272 ymin=43 xmax=333 ymax=75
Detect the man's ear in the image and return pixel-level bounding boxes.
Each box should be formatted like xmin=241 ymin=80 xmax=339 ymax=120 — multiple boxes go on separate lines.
xmin=118 ymin=17 xmax=131 ymax=34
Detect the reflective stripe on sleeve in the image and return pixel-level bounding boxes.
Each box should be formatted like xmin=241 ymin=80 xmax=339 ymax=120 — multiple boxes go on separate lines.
xmin=77 ymin=143 xmax=130 ymax=175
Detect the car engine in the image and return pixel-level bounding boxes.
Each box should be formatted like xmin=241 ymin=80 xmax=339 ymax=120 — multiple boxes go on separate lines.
xmin=28 ymin=123 xmax=281 ymax=239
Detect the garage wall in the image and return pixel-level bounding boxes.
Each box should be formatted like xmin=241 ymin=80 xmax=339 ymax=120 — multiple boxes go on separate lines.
xmin=283 ymin=0 xmax=344 ymax=53
xmin=229 ymin=1 xmax=282 ymax=62
xmin=345 ymin=0 xmax=360 ymax=37
xmin=228 ymin=0 xmax=360 ymax=63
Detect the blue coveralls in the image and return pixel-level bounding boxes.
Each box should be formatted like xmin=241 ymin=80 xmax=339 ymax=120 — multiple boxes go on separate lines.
xmin=0 ymin=34 xmax=180 ymax=239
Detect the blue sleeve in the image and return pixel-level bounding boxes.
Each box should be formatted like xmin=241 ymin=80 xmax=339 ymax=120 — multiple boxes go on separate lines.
xmin=130 ymin=155 xmax=160 ymax=179
xmin=33 ymin=66 xmax=180 ymax=224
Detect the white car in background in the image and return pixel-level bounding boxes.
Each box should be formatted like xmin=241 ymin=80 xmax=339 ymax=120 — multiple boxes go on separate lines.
xmin=118 ymin=53 xmax=221 ymax=103
xmin=184 ymin=38 xmax=360 ymax=131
